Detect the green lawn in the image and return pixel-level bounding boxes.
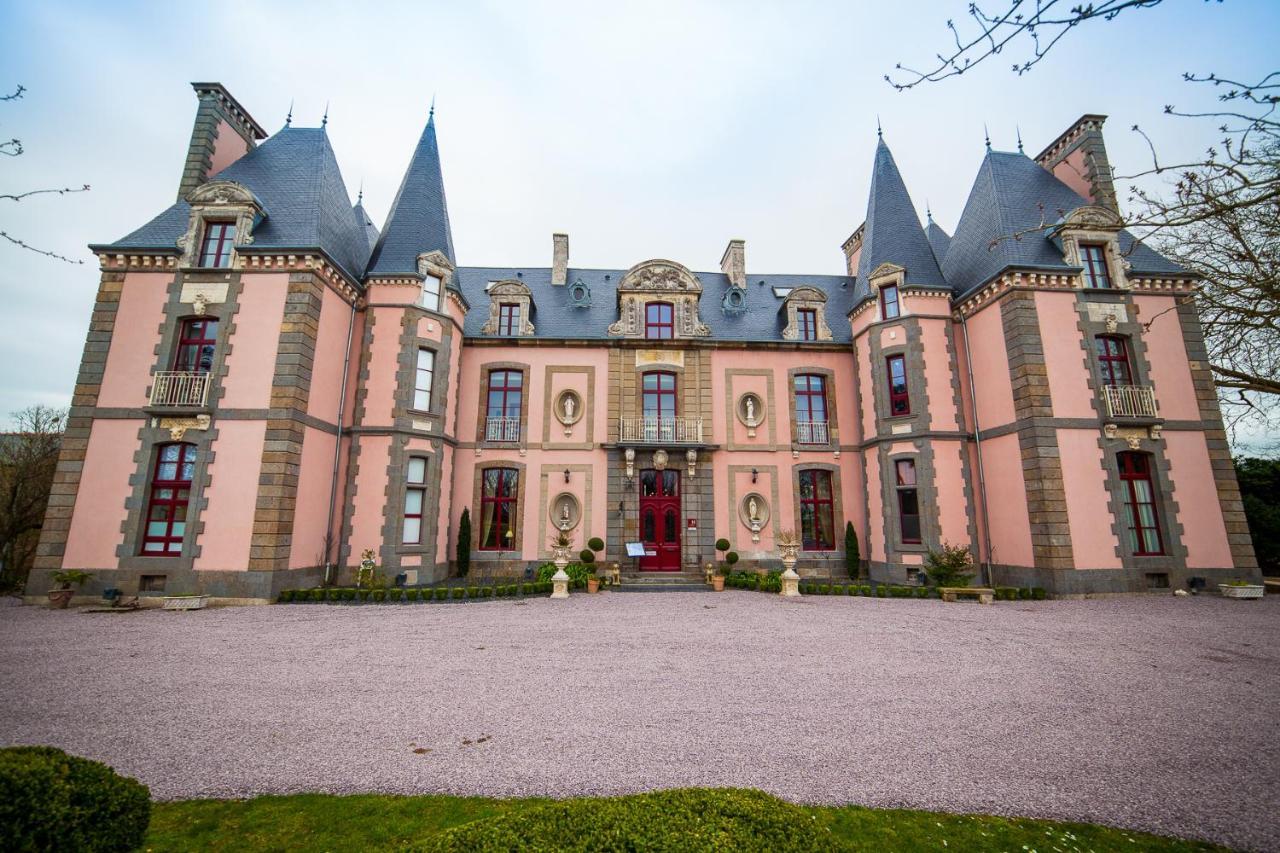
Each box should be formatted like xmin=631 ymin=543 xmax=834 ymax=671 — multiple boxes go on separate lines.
xmin=145 ymin=791 xmax=1227 ymax=852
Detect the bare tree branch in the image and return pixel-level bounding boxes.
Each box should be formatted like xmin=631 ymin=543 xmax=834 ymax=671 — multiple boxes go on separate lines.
xmin=0 ymin=231 xmax=85 ymax=265
xmin=0 ymin=185 xmax=90 ymax=203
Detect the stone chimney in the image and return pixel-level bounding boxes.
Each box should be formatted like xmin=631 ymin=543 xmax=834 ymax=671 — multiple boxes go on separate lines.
xmin=720 ymin=238 xmax=746 ymax=288
xmin=551 ymin=233 xmax=569 ymax=285
xmin=1034 ymin=114 xmax=1118 ymax=213
xmin=178 ymin=82 xmax=266 ymax=202
xmin=841 ymin=223 xmax=865 ymax=277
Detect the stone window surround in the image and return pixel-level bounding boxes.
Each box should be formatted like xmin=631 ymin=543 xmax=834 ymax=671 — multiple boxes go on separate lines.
xmin=404 ymin=339 xmax=444 ymax=419
xmin=869 ymin=326 xmax=928 ymax=432
xmin=386 ymin=442 xmax=443 ymax=565
xmin=175 ymin=181 xmax=264 ymax=270
xmin=780 ymin=287 xmax=833 ymax=341
xmin=1053 ymin=206 xmax=1131 ymax=291
xmin=607 ymin=259 xmax=710 ymax=339
xmin=470 ymin=459 xmax=528 ymax=560
xmin=790 ymin=462 xmax=844 ymax=553
xmin=1075 ymin=291 xmax=1160 ymax=424
xmin=476 ymin=361 xmax=531 ymax=445
xmin=879 ymin=444 xmax=940 ymax=556
xmin=629 ymin=363 xmax=692 ymax=423
xmin=786 ymin=366 xmax=839 ymax=449
xmin=480 ymin=280 xmax=535 ymax=336
xmin=869 ymin=263 xmax=907 ymax=323
xmin=416 ymin=250 xmax=456 ymax=317
xmin=1097 ymin=438 xmax=1185 ymax=570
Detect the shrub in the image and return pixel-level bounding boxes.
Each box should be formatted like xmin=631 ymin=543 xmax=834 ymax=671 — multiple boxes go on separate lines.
xmin=832 ymin=585 xmax=845 ymax=595
xmin=372 ymin=589 xmax=386 ymax=602
xmin=327 ymin=588 xmax=342 ymax=602
xmin=1018 ymin=587 xmax=1033 ymax=600
xmin=996 ymin=586 xmax=1017 ymax=601
xmin=483 ymin=587 xmax=494 ymax=598
xmin=358 ymin=589 xmax=371 ymax=601
xmin=875 ymin=585 xmax=887 ymax=598
xmin=410 ymin=788 xmax=833 ymax=853
xmin=0 ymin=746 xmax=151 ymax=853
xmin=434 ymin=588 xmax=448 ymax=601
xmin=342 ymin=588 xmax=356 ymax=601
xmin=278 ymin=590 xmax=294 ymax=603
xmin=725 ymin=552 xmax=740 ymax=567
xmin=1032 ymin=587 xmax=1047 ymax=600
xmin=844 ymin=521 xmax=860 ymax=579
xmin=925 ymin=542 xmax=975 ymax=588
xmin=915 ymin=586 xmax=931 ymax=598
xmin=761 ymin=571 xmax=782 ymax=593
xmin=309 ymin=589 xmax=325 ymax=602
xmin=588 ymin=537 xmax=605 ymax=552
xmin=819 ymin=585 xmax=830 ymax=595
xmin=465 ymin=587 xmax=478 ymax=599
xmin=456 ymin=507 xmax=471 ymax=578
xmin=450 ymin=587 xmax=464 ymax=600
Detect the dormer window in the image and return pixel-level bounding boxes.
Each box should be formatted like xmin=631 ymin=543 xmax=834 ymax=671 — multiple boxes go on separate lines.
xmin=779 ymin=286 xmax=832 ymax=342
xmin=797 ymin=309 xmax=818 ymax=341
xmin=422 ymin=274 xmax=442 ymax=311
xmin=880 ymin=284 xmax=900 ymax=319
xmin=1081 ymin=244 xmax=1112 ymax=289
xmin=199 ymin=222 xmax=235 ymax=268
xmin=498 ymin=304 xmax=520 ymax=336
xmin=645 ymin=302 xmax=674 ymax=340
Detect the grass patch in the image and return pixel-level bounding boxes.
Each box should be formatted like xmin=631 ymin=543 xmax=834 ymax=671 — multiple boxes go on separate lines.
xmin=145 ymin=791 xmax=1225 ymax=852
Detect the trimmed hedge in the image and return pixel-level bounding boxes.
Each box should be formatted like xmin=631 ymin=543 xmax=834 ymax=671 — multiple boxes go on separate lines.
xmin=0 ymin=746 xmax=151 ymax=853
xmin=411 ymin=788 xmax=837 ymax=852
xmin=450 ymin=587 xmax=465 ymax=600
xmin=434 ymin=588 xmax=448 ymax=601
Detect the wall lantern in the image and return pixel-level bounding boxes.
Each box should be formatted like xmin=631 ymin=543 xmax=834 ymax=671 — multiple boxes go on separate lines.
xmin=751 ymin=468 xmax=758 ymax=483
xmin=563 ymin=469 xmax=571 ymax=483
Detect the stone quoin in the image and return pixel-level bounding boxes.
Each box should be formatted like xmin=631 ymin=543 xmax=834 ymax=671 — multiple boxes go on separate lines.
xmin=27 ymin=84 xmax=1259 ymax=603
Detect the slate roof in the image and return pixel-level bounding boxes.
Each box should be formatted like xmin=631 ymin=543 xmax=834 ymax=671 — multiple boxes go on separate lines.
xmin=353 ymin=199 xmax=379 ymax=252
xmin=854 ymin=139 xmax=946 ymax=299
xmin=106 ymin=127 xmax=372 ymax=281
xmin=941 ymin=149 xmax=1184 ymax=296
xmin=454 ymin=267 xmax=858 ymax=343
xmin=366 ymin=115 xmax=455 ymax=275
xmin=926 ymin=218 xmax=951 ymax=267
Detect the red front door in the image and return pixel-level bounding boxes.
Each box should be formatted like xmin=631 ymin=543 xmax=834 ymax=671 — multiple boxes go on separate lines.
xmin=639 ymin=469 xmax=681 ymax=571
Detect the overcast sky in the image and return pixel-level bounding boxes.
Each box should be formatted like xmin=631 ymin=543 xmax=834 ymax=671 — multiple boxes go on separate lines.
xmin=1 ymin=0 xmax=1276 ymax=434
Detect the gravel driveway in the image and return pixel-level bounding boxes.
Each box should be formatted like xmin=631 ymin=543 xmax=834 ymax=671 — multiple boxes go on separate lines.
xmin=1 ymin=592 xmax=1277 ymax=850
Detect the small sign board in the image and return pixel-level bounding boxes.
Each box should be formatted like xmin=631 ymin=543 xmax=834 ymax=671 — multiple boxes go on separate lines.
xmin=625 ymin=542 xmax=648 ymax=558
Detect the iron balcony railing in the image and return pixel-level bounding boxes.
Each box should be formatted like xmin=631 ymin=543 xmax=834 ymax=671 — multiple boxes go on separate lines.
xmin=795 ymin=420 xmax=830 ymax=445
xmin=619 ymin=417 xmax=704 ymax=444
xmin=1103 ymin=385 xmax=1158 ymax=419
xmin=149 ymin=371 xmax=211 ymax=408
xmin=485 ymin=416 xmax=522 ymax=442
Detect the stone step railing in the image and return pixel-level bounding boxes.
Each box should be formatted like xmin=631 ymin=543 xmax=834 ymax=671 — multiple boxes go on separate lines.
xmin=149 ymin=371 xmax=211 ymax=408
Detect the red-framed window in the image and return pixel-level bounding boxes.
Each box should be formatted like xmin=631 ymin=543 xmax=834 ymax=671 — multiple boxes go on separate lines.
xmin=886 ymin=354 xmax=910 ymax=415
xmin=498 ymin=303 xmax=519 ymax=336
xmin=798 ymin=469 xmax=835 ymax=550
xmin=1094 ymin=336 xmax=1133 ymax=387
xmin=895 ymin=459 xmax=921 ymax=544
xmin=485 ymin=369 xmax=523 ymax=441
xmin=793 ymin=373 xmax=829 ymax=444
xmin=414 ymin=348 xmax=435 ymax=411
xmin=1118 ymin=452 xmax=1164 ymax=555
xmin=797 ymin=308 xmax=818 ymax=341
xmin=645 ymin=302 xmax=674 ymax=339
xmin=173 ymin=318 xmax=219 ymax=373
xmin=880 ymin=284 xmax=900 ymax=319
xmin=1080 ymin=244 xmax=1113 ymax=289
xmin=142 ymin=442 xmax=196 ymax=555
xmin=198 ymin=222 xmax=235 ymax=268
xmin=402 ymin=457 xmax=427 ymax=545
xmin=642 ymin=371 xmax=678 ymax=421
xmin=479 ymin=467 xmax=519 ymax=550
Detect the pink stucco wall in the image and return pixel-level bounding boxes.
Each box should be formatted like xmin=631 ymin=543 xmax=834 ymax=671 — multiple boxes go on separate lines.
xmin=361 ymin=307 xmax=402 ymax=426
xmin=855 ymin=334 xmax=876 ymax=439
xmin=1056 ymin=428 xmax=1121 ymax=569
xmin=864 ymin=449 xmax=884 ymax=562
xmin=932 ymin=441 xmax=971 ymax=546
xmin=348 ymin=435 xmax=391 ymax=558
xmin=63 ymin=419 xmax=144 ymax=569
xmin=980 ymin=432 xmax=1034 ymax=566
xmin=194 ymin=419 xmax=264 ymax=571
xmin=288 ymin=426 xmax=338 ymax=569
xmin=98 ymin=273 xmax=171 ymax=408
xmin=434 ymin=445 xmax=454 ymax=566
xmin=1051 ymin=149 xmax=1092 ymax=202
xmin=1134 ymin=295 xmax=1200 ymax=421
xmin=1164 ymin=430 xmax=1233 ymax=568
xmin=920 ymin=318 xmax=960 ymax=431
xmin=307 ymin=286 xmax=355 ymax=425
xmin=960 ymin=302 xmax=1016 ymax=429
xmin=1036 ymin=291 xmax=1094 ymax=419
xmin=207 ymin=119 xmax=251 ymax=178
xmin=221 ymin=273 xmax=287 ymax=409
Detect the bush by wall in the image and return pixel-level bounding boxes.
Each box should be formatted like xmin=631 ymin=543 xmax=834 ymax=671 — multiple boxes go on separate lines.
xmin=410 ymin=788 xmax=836 ymax=853
xmin=0 ymin=746 xmax=151 ymax=853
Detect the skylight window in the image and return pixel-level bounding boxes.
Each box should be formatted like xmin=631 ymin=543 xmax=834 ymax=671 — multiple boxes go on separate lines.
xmin=772 ymin=287 xmax=793 ymax=298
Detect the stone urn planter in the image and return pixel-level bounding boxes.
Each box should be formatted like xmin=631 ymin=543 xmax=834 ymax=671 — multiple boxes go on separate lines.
xmin=550 ymin=568 xmax=570 ymax=599
xmin=1219 ymin=583 xmax=1264 ymax=599
xmin=47 ymin=589 xmax=75 ymax=609
xmin=776 ymin=532 xmax=801 ymax=597
xmin=711 ymin=575 xmax=725 ymax=592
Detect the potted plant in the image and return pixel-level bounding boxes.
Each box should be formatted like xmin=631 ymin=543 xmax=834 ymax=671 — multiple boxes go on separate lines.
xmin=1219 ymin=579 xmax=1265 ymax=599
xmin=550 ymin=531 xmax=574 ymax=571
xmin=48 ymin=570 xmax=91 ymax=609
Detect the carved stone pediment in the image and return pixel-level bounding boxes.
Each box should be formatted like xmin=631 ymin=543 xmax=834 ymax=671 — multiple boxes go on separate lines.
xmin=177 ymin=181 xmax=265 ymax=265
xmin=869 ymin=262 xmax=906 ymax=287
xmin=609 ymin=259 xmax=709 ymax=338
xmin=186 ymin=180 xmax=262 ymax=208
xmin=416 ymin=250 xmax=455 ymax=286
xmin=619 ymin=259 xmax=702 ymax=293
xmin=1059 ymin=205 xmax=1123 ymax=232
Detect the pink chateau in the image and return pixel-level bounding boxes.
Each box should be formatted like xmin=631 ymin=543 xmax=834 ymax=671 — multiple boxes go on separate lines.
xmin=29 ymin=83 xmax=1259 ymax=602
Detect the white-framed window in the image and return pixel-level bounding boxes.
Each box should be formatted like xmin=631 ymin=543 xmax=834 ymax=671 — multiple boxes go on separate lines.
xmin=403 ymin=457 xmax=427 ymax=544
xmin=422 ymin=274 xmax=442 ymax=311
xmin=414 ymin=348 xmax=435 ymax=411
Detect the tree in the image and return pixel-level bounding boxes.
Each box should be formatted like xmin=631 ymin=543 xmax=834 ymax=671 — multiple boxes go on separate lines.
xmin=0 ymin=405 xmax=65 ymax=592
xmin=843 ymin=521 xmax=860 ymax=579
xmin=2 ymin=84 xmax=90 ymax=264
xmin=1235 ymin=457 xmax=1280 ymax=575
xmin=455 ymin=507 xmax=471 ymax=578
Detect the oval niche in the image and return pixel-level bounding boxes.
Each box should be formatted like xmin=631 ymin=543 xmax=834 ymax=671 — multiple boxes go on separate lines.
xmin=549 ymin=492 xmax=582 ymax=530
xmin=555 ymin=390 xmax=583 ymax=427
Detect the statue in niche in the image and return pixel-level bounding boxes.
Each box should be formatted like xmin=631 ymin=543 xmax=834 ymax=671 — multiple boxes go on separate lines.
xmin=745 ymin=396 xmax=756 ymax=425
xmin=561 ymin=499 xmax=572 ymax=528
xmin=563 ymin=395 xmax=576 ymax=421
xmin=748 ymin=497 xmax=759 ymax=522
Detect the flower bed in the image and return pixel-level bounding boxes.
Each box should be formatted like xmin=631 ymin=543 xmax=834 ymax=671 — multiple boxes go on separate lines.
xmin=277 ymin=581 xmax=555 ymax=604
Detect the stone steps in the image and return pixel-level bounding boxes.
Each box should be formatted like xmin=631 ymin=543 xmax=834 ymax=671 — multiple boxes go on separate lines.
xmin=617 ymin=572 xmax=711 ymax=592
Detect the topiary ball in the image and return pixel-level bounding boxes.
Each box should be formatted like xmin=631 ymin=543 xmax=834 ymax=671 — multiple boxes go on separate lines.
xmin=0 ymin=746 xmax=151 ymax=853
xmin=715 ymin=538 xmax=731 ymax=552
xmin=725 ymin=552 xmax=739 ymax=565
xmin=579 ymin=549 xmax=596 ymax=564
xmin=409 ymin=788 xmax=837 ymax=852
xmin=587 ymin=537 xmax=604 ymax=552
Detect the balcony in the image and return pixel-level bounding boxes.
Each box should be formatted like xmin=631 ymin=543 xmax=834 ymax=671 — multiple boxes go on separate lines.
xmin=485 ymin=416 xmax=522 ymax=443
xmin=1103 ymin=385 xmax=1158 ymax=419
xmin=795 ymin=420 xmax=830 ymax=445
xmin=619 ymin=417 xmax=704 ymax=444
xmin=149 ymin=371 xmax=211 ymax=408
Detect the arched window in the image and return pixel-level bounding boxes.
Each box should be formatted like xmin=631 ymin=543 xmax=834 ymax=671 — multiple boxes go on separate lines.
xmin=479 ymin=467 xmax=519 ymax=550
xmin=793 ymin=374 xmax=829 ymax=444
xmin=142 ymin=443 xmax=196 ymax=555
xmin=173 ymin=318 xmax=219 ymax=373
xmin=1094 ymin=336 xmax=1133 ymax=387
xmin=645 ymin=302 xmax=674 ymax=339
xmin=1118 ymin=452 xmax=1164 ymax=555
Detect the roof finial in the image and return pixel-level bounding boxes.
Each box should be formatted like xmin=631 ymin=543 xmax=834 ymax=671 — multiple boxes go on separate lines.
xmin=926 ymin=199 xmax=933 ymax=223
xmin=357 ymin=178 xmax=363 ymax=205
xmin=322 ymin=101 xmax=329 ymax=128
xmin=429 ymin=93 xmax=435 ymax=121
xmin=984 ymin=123 xmax=991 ymax=150
xmin=1016 ymin=125 xmax=1024 ymax=153
xmin=285 ymin=99 xmax=293 ymax=127
xmin=876 ymin=115 xmax=882 ymax=139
